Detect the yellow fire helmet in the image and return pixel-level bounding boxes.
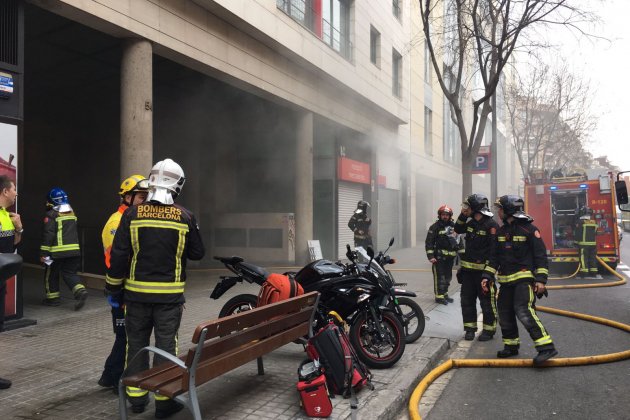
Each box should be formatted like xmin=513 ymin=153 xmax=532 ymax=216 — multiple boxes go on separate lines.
xmin=119 ymin=174 xmax=149 ymax=197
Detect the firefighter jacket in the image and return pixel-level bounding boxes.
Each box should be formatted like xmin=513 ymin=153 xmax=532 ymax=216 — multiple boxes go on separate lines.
xmin=486 ymin=219 xmax=549 ymax=285
xmin=454 ymin=213 xmax=498 ymax=276
xmin=348 ymin=213 xmax=371 ymax=240
xmin=102 ymin=204 xmax=127 ymax=269
xmin=576 ymin=219 xmax=597 ymax=247
xmin=425 ymin=219 xmax=458 ymax=260
xmin=105 ymin=202 xmax=205 ymax=304
xmin=40 ymin=209 xmax=81 ymax=259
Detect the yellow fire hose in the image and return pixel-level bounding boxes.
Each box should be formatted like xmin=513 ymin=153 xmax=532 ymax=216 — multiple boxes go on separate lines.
xmin=408 ymin=256 xmax=629 ymax=420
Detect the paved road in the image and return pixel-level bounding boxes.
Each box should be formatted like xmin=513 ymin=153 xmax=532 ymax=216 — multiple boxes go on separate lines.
xmin=422 ymin=240 xmax=630 ymax=420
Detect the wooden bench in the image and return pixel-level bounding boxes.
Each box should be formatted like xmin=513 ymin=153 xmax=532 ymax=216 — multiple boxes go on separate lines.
xmin=118 ymin=291 xmax=319 ymax=420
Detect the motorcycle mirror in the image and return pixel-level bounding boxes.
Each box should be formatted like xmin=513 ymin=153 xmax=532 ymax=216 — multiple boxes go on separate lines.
xmin=346 ymin=244 xmax=355 ymax=262
xmin=389 ymin=237 xmax=394 ymax=246
xmin=367 ymin=246 xmax=375 ymax=258
xmin=0 ymin=253 xmax=22 ymax=282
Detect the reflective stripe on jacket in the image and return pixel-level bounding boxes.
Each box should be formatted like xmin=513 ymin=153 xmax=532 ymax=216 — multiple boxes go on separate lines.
xmin=576 ymin=220 xmax=597 ymax=246
xmin=40 ymin=209 xmax=80 ymax=259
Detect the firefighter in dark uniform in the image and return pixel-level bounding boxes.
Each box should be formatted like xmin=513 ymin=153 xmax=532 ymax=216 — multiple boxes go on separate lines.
xmin=348 ymin=200 xmax=373 ymax=248
xmin=576 ymin=206 xmax=598 ymax=277
xmin=484 ymin=195 xmax=558 ymax=365
xmin=106 ymin=159 xmax=205 ymax=418
xmin=425 ymin=205 xmax=458 ymax=305
xmin=454 ymin=193 xmax=498 ymax=341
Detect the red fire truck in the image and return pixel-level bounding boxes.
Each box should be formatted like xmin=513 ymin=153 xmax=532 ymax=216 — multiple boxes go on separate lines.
xmin=524 ymin=172 xmax=620 ymax=272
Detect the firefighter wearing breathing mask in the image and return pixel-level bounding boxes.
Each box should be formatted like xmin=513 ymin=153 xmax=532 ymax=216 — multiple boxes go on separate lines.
xmin=483 ymin=195 xmax=558 ymax=366
xmin=348 ymin=200 xmax=373 ymax=249
xmin=105 ymin=159 xmax=205 ymax=417
xmin=454 ymin=193 xmax=499 ymax=342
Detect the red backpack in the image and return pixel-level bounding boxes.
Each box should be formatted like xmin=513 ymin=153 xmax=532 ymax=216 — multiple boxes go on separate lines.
xmin=257 ymin=273 xmax=304 ymax=307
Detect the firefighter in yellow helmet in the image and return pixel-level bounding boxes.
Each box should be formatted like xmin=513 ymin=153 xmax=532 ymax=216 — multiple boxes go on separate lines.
xmin=97 ymin=175 xmax=149 ymax=393
xmin=106 ymin=159 xmax=204 ymax=417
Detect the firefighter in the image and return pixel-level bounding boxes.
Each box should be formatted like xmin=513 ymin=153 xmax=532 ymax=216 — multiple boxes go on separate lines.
xmin=454 ymin=193 xmax=498 ymax=341
xmin=576 ymin=206 xmax=599 ymax=278
xmin=105 ymin=159 xmax=204 ymax=417
xmin=425 ymin=205 xmax=458 ymax=305
xmin=40 ymin=188 xmax=88 ymax=310
xmin=348 ymin=200 xmax=373 ymax=249
xmin=484 ymin=195 xmax=558 ymax=365
xmin=97 ymin=174 xmax=149 ymax=393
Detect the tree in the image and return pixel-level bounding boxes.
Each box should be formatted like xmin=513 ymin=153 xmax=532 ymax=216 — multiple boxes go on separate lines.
xmin=419 ymin=0 xmax=592 ymax=198
xmin=505 ymin=62 xmax=596 ymax=180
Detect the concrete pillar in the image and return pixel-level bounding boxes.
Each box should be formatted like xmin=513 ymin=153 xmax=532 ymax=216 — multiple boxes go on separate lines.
xmin=295 ymin=112 xmax=314 ymax=264
xmin=120 ymin=39 xmax=153 ymax=179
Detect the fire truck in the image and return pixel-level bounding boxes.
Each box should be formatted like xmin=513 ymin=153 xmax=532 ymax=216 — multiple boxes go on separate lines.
xmin=524 ymin=171 xmax=620 ymax=272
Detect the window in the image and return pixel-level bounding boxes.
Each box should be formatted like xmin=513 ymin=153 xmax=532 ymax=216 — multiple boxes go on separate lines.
xmin=392 ymin=49 xmax=402 ymax=98
xmin=278 ymin=0 xmax=353 ymax=60
xmin=392 ymin=0 xmax=402 ymax=20
xmin=424 ymin=40 xmax=432 ymax=83
xmin=443 ymin=99 xmax=460 ymax=165
xmin=370 ymin=26 xmax=381 ymax=67
xmin=424 ymin=107 xmax=433 ymax=155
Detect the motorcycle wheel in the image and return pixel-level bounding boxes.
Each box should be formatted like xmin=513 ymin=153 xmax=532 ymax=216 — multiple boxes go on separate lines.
xmin=218 ymin=294 xmax=258 ymax=318
xmin=389 ymin=297 xmax=425 ymax=344
xmin=349 ymin=310 xmax=405 ymax=369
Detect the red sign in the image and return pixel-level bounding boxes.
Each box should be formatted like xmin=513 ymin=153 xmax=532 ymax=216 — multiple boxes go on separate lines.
xmin=377 ymin=175 xmax=387 ymax=187
xmin=338 ymin=157 xmax=370 ymax=184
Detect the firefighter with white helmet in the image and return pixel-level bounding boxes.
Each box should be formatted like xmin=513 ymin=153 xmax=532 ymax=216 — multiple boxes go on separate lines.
xmin=106 ymin=159 xmax=204 ymax=417
xmin=425 ymin=205 xmax=458 ymax=305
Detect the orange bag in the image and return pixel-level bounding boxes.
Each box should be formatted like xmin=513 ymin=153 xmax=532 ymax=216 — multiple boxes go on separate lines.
xmin=257 ymin=273 xmax=304 ymax=307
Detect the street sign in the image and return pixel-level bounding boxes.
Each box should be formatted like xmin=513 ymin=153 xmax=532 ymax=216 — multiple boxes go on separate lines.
xmin=472 ymin=146 xmax=491 ymax=174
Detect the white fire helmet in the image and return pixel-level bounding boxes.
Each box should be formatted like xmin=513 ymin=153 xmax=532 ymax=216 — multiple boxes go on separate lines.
xmin=146 ymin=158 xmax=186 ymax=205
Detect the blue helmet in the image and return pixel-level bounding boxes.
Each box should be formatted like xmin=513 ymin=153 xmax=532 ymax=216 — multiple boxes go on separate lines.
xmin=47 ymin=188 xmax=69 ymax=206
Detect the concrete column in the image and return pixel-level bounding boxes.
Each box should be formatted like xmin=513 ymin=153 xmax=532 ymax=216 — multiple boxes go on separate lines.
xmin=120 ymin=39 xmax=153 ymax=178
xmin=295 ymin=112 xmax=314 ymax=264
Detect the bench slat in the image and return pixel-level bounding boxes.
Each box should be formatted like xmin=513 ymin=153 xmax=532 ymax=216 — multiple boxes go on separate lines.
xmin=185 ymin=307 xmax=313 ymax=366
xmin=155 ymin=322 xmax=309 ymax=398
xmin=192 ymin=291 xmax=318 ymax=342
xmin=122 ymin=355 xmax=186 ymax=388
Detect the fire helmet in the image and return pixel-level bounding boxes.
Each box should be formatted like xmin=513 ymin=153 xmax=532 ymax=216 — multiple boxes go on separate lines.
xmin=355 ymin=200 xmax=370 ymax=214
xmin=464 ymin=193 xmax=493 ymax=217
xmin=437 ymin=205 xmax=453 ymax=217
xmin=495 ymin=195 xmax=531 ymax=221
xmin=47 ymin=188 xmax=69 ymax=207
xmin=147 ymin=159 xmax=185 ymax=205
xmin=119 ymin=174 xmax=149 ymax=198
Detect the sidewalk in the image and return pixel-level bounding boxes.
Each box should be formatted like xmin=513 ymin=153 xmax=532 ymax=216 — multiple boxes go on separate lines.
xmin=0 ymin=246 xmax=463 ymax=419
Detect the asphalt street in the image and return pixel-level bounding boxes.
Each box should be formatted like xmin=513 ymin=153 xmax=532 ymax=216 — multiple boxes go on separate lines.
xmin=423 ymin=239 xmax=630 ymax=420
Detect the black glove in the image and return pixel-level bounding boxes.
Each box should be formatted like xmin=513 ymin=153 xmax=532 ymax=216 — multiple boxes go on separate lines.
xmin=456 ymin=270 xmax=463 ymax=284
xmin=536 ymin=289 xmax=549 ymax=299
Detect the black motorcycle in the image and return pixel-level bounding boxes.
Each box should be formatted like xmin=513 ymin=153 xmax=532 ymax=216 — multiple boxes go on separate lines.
xmin=209 ymin=256 xmax=267 ymax=318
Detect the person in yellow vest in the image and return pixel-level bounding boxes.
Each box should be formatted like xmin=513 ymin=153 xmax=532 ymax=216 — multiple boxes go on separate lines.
xmin=40 ymin=188 xmax=87 ymax=310
xmin=0 ymin=175 xmax=22 ymax=390
xmin=576 ymin=206 xmax=599 ymax=278
xmin=97 ymin=175 xmax=148 ymax=393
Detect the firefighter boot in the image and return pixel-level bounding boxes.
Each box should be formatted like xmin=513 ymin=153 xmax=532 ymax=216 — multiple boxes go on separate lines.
xmin=435 ymin=297 xmax=448 ymax=305
xmin=497 ymin=346 xmax=519 ymax=358
xmin=74 ymin=289 xmax=88 ymax=311
xmin=464 ymin=331 xmax=475 ymax=341
xmin=155 ymin=399 xmax=184 ymax=419
xmin=129 ymin=395 xmax=149 ymax=414
xmin=0 ymin=377 xmax=11 ymax=389
xmin=42 ymin=298 xmax=60 ymax=306
xmin=444 ymin=295 xmax=454 ymax=303
xmin=533 ymin=348 xmax=558 ymax=366
xmin=477 ymin=331 xmax=494 ymax=341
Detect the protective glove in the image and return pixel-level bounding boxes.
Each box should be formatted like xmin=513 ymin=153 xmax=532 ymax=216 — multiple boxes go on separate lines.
xmin=104 ymin=289 xmax=123 ymax=308
xmin=106 ymin=294 xmax=120 ymax=308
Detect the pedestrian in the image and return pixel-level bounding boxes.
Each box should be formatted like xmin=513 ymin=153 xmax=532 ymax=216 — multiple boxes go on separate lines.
xmin=40 ymin=188 xmax=88 ymax=310
xmin=105 ymin=159 xmax=204 ymax=418
xmin=0 ymin=175 xmax=23 ymax=389
xmin=348 ymin=200 xmax=373 ymax=249
xmin=97 ymin=175 xmax=149 ymax=393
xmin=575 ymin=206 xmax=599 ymax=278
xmin=425 ymin=205 xmax=458 ymax=305
xmin=454 ymin=193 xmax=498 ymax=341
xmin=484 ymin=195 xmax=558 ymax=365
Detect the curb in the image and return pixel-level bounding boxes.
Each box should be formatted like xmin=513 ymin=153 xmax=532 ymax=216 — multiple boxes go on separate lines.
xmin=356 ymin=337 xmax=452 ymax=420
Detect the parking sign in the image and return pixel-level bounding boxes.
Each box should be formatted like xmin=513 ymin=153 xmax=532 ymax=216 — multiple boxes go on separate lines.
xmin=472 ymin=146 xmax=491 ymax=174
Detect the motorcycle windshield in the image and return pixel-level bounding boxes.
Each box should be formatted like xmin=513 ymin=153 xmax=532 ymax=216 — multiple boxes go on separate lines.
xmin=355 ymin=247 xmax=388 ymax=278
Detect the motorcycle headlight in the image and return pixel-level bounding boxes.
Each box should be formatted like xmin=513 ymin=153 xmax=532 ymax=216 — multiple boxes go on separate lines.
xmin=357 ymin=293 xmax=370 ymax=304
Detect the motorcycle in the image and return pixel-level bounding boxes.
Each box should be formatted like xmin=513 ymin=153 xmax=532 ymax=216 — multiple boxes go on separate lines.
xmin=209 ymin=246 xmax=408 ymax=368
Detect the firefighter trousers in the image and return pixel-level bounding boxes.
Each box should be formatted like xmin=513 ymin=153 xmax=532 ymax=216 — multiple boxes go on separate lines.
xmin=432 ymin=258 xmax=454 ymax=299
xmin=460 ymin=269 xmax=496 ymax=333
xmin=579 ymin=246 xmax=598 ymax=274
xmin=497 ymin=281 xmax=554 ymax=351
xmin=124 ymin=301 xmax=183 ymax=403
xmin=354 ymin=237 xmax=373 ymax=249
xmin=101 ymin=305 xmax=126 ymax=385
xmin=44 ymin=256 xmax=85 ymax=299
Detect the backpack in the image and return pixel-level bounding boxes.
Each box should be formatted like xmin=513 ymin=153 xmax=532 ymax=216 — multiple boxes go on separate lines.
xmin=257 ymin=273 xmax=304 ymax=307
xmin=305 ymin=322 xmax=372 ymax=398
